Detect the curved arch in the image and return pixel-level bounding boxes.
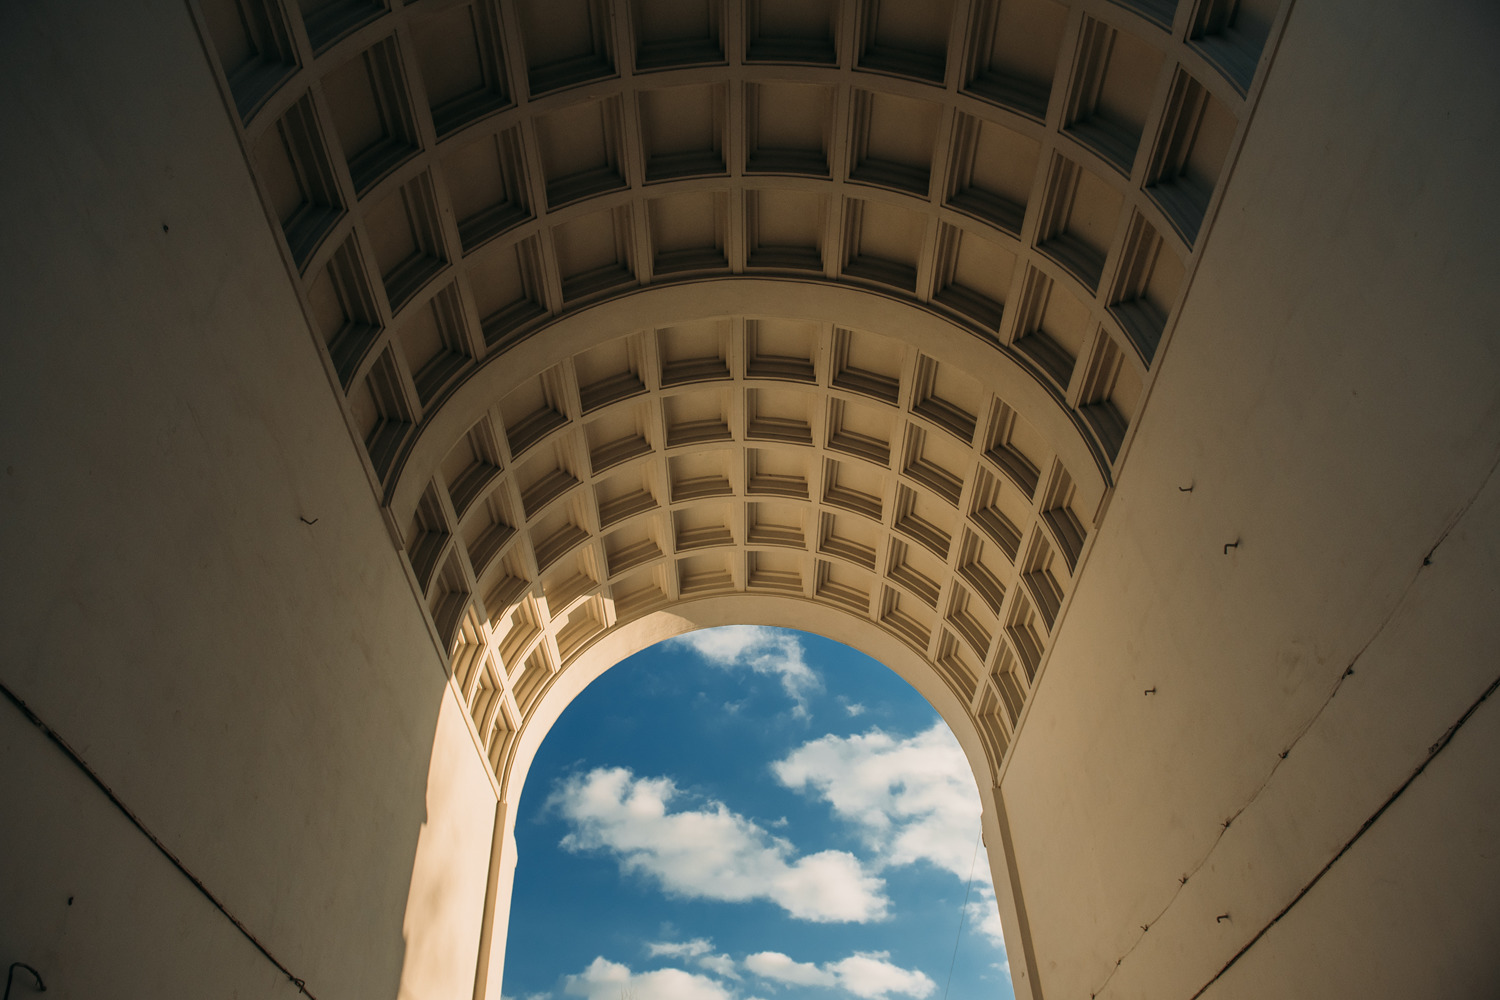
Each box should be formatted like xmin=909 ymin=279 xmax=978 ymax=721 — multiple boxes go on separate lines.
xmin=504 ymin=597 xmax=994 ymax=809
xmin=197 ymin=1 xmax=1279 ymax=997
xmin=416 ymin=293 xmax=1107 ymax=797
xmin=478 ymin=601 xmax=1017 ymax=1000
xmin=388 ymin=278 xmax=1111 ymax=521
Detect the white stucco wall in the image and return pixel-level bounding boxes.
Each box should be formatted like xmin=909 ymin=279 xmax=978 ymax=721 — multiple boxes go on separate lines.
xmin=999 ymin=0 xmax=1500 ymax=995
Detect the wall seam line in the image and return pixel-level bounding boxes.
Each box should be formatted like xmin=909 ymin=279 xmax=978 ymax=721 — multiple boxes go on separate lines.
xmin=1086 ymin=436 xmax=1500 ymax=997
xmin=0 ymin=681 xmax=318 ymax=999
xmin=1186 ymin=668 xmax=1500 ymax=1000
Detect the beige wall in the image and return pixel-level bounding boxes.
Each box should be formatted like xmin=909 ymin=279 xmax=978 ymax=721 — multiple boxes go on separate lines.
xmin=1000 ymin=0 xmax=1500 ymax=996
xmin=0 ymin=0 xmax=495 ymax=996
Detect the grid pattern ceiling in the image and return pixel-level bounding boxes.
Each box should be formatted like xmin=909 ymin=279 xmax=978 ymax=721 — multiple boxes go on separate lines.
xmin=198 ymin=0 xmax=1280 ymax=784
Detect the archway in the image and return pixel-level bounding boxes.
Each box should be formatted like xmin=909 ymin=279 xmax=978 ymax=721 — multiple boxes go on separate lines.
xmin=17 ymin=1 xmax=1500 ymax=999
xmin=389 ymin=286 xmax=1110 ymax=997
xmin=462 ymin=602 xmax=1034 ymax=999
xmin=192 ymin=1 xmax=1278 ymax=994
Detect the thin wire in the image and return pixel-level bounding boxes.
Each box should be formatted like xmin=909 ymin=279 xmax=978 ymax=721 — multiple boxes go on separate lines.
xmin=942 ymin=827 xmax=984 ymax=1000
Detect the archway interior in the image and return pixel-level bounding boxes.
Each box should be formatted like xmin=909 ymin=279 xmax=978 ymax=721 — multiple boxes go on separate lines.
xmin=504 ymin=626 xmax=1010 ymax=1000
xmin=188 ymin=0 xmax=1278 ymax=995
xmin=198 ymin=0 xmax=1272 ymax=797
xmin=9 ymin=1 xmax=1500 ymax=1000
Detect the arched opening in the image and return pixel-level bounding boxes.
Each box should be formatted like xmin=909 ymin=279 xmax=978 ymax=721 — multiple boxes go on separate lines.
xmin=504 ymin=626 xmax=1011 ymax=1000
xmin=454 ymin=601 xmax=1035 ymax=999
xmin=183 ymin=1 xmax=1256 ymax=990
xmin=395 ymin=290 xmax=1113 ymax=1000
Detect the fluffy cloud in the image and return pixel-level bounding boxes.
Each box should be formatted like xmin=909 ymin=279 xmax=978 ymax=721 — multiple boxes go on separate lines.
xmin=645 ymin=939 xmax=739 ymax=979
xmin=646 ymin=939 xmax=714 ymax=959
xmin=773 ymin=722 xmax=981 ymax=878
xmin=773 ymin=723 xmax=1013 ymax=973
xmin=670 ymin=626 xmax=821 ymax=715
xmin=966 ymin=885 xmax=1009 ymax=953
xmin=696 ymin=954 xmax=740 ymax=980
xmin=563 ymin=957 xmax=733 ymax=1000
xmin=552 ymin=766 xmax=888 ymax=922
xmin=746 ymin=951 xmax=934 ymax=1000
xmin=743 ymin=952 xmax=835 ymax=987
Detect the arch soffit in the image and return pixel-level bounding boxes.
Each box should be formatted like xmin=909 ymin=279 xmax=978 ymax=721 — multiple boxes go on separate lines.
xmin=192 ymin=0 xmax=1279 ymax=816
xmin=412 ymin=282 xmax=1111 ymax=786
xmin=390 ymin=279 xmax=1110 ymax=520
xmin=498 ymin=594 xmax=995 ymax=814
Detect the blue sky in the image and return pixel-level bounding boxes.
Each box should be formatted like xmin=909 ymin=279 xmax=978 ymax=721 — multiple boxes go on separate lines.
xmin=502 ymin=626 xmax=1013 ymax=1000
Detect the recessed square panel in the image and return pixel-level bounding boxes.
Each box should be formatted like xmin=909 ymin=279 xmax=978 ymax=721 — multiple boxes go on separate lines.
xmin=849 ymin=91 xmax=941 ymax=196
xmin=639 ymin=84 xmax=727 ymax=180
xmin=669 ymin=451 xmax=735 ymax=502
xmin=746 ymin=448 xmax=809 ymax=498
xmin=658 ymin=319 xmax=731 ymax=384
xmin=747 ymin=502 xmax=806 ymax=548
xmin=516 ymin=0 xmax=615 ymax=94
xmin=746 ymin=190 xmax=826 ymax=271
xmin=632 ymin=0 xmax=724 ymax=69
xmin=442 ymin=129 xmax=530 ymax=251
xmin=964 ymin=0 xmax=1068 ymax=119
xmin=553 ymin=207 xmax=636 ymax=301
xmin=843 ymin=199 xmax=926 ymax=292
xmin=466 ymin=237 xmax=546 ymax=346
xmin=663 ymin=390 xmax=732 ymax=448
xmin=535 ymin=98 xmax=626 ymax=208
xmin=831 ymin=328 xmax=903 ymax=403
xmin=411 ymin=2 xmax=511 ymax=135
xmin=364 ymin=171 xmax=448 ymax=310
xmin=674 ymin=504 xmax=735 ymax=551
xmin=746 ymin=0 xmax=837 ymax=64
xmin=649 ymin=191 xmax=728 ymax=274
xmin=747 ymin=549 xmax=804 ymax=594
xmin=747 ymin=82 xmax=834 ymax=176
xmin=947 ymin=115 xmax=1040 ymax=236
xmin=746 ymin=388 xmax=814 ymax=445
xmin=1036 ymin=156 xmax=1123 ymax=291
xmin=857 ymin=0 xmax=953 ymax=82
xmin=1064 ymin=19 xmax=1163 ymax=175
xmin=677 ymin=552 xmax=735 ymax=594
xmin=322 ymin=38 xmax=420 ymax=194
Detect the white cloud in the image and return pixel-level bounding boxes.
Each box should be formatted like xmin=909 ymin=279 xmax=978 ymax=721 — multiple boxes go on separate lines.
xmin=844 ymin=701 xmax=867 ymax=717
xmin=746 ymin=951 xmax=934 ymax=1000
xmin=772 ymin=724 xmax=1013 ymax=974
xmin=772 ymin=722 xmax=981 ymax=879
xmin=646 ymin=940 xmax=741 ymax=980
xmin=646 ymin=939 xmax=713 ymax=959
xmin=827 ymin=953 xmax=936 ymax=1000
xmin=563 ymin=957 xmax=733 ymax=1000
xmin=552 ymin=766 xmax=888 ymax=923
xmin=966 ymin=886 xmax=1009 ymax=953
xmin=744 ymin=952 xmax=836 ymax=987
xmin=670 ymin=626 xmax=821 ymax=716
xmin=696 ymin=954 xmax=740 ymax=980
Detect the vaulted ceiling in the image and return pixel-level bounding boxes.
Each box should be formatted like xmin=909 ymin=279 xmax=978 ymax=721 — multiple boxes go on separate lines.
xmin=202 ymin=0 xmax=1280 ymax=786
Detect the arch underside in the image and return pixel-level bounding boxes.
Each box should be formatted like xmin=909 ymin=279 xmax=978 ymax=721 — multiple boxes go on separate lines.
xmin=201 ymin=0 xmax=1277 ymax=992
xmin=430 ymin=291 xmax=1109 ymax=799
